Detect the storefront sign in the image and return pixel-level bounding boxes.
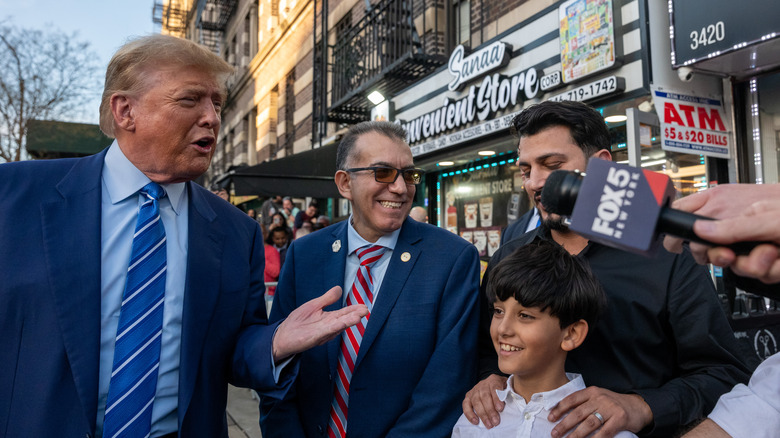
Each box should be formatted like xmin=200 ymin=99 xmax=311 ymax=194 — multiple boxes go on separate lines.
xmin=403 ymin=70 xmax=538 ymax=145
xmin=410 ymin=110 xmax=520 ymax=157
xmin=670 ymin=0 xmax=779 ymax=66
xmin=652 ymin=87 xmax=731 ymax=159
xmin=559 ymin=0 xmax=616 ymax=82
xmin=548 ymin=75 xmax=624 ymax=103
xmin=540 ymin=70 xmax=563 ymax=91
xmin=448 ymin=42 xmax=512 ymax=91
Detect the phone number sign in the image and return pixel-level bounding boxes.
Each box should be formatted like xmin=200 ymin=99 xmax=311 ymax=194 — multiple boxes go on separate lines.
xmin=652 ymin=87 xmax=731 ymax=159
xmin=548 ymin=76 xmax=624 ymax=103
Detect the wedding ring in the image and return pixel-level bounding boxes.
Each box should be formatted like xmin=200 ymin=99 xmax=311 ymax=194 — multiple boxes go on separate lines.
xmin=593 ymin=412 xmax=605 ymax=425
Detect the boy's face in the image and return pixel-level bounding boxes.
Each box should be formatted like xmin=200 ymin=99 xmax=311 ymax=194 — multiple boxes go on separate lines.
xmin=490 ymin=296 xmax=569 ymax=381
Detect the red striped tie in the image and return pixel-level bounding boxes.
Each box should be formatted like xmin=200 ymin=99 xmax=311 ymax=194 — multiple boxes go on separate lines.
xmin=328 ymin=244 xmax=386 ymax=438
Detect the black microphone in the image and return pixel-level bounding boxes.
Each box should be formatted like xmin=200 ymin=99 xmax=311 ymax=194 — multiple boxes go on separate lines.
xmin=541 ymin=159 xmax=764 ymax=256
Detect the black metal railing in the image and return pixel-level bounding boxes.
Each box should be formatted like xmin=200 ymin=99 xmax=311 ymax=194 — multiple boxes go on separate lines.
xmin=327 ymin=0 xmax=447 ymax=124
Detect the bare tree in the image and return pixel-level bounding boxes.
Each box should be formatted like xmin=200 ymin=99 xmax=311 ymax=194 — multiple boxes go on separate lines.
xmin=0 ymin=22 xmax=101 ymax=162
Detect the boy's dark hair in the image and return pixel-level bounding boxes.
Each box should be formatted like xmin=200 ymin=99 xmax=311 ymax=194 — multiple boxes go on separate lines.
xmin=511 ymin=100 xmax=610 ymax=158
xmin=486 ymin=240 xmax=606 ymax=328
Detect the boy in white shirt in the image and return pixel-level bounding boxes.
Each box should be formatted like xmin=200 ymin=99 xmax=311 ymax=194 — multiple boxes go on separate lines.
xmin=453 ymin=240 xmax=637 ymax=437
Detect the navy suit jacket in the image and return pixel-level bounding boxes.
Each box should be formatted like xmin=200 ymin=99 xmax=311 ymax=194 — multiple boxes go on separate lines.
xmin=261 ymin=218 xmax=480 ymax=438
xmin=0 ymin=150 xmax=293 ymax=437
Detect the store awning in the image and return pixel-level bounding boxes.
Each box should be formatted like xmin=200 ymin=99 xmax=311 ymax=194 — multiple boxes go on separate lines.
xmin=215 ymin=143 xmax=340 ymax=198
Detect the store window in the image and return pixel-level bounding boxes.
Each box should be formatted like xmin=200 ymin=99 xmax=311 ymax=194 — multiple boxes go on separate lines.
xmin=438 ymin=153 xmax=526 ymax=259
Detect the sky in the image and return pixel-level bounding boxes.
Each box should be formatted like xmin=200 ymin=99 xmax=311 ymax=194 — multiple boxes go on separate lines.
xmin=1 ymin=0 xmax=157 ymax=124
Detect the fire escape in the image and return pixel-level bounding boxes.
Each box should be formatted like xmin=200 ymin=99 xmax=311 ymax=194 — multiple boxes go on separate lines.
xmin=152 ymin=0 xmax=188 ymax=37
xmin=153 ymin=0 xmax=238 ymax=53
xmin=313 ymin=0 xmax=449 ymax=133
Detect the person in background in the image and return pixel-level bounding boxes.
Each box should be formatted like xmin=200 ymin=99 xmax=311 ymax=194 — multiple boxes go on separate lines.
xmin=211 ymin=185 xmax=230 ymax=202
xmin=282 ymin=196 xmax=300 ymax=229
xmin=294 ymin=201 xmax=319 ymax=237
xmin=261 ymin=121 xmax=481 ymax=437
xmin=409 ymin=205 xmax=428 ymax=223
xmin=264 ymin=226 xmax=291 ymax=297
xmin=0 ymin=34 xmax=368 ymax=437
xmin=663 ymin=184 xmax=780 ymax=438
xmin=260 ymin=195 xmax=283 ymax=229
xmin=463 ymin=100 xmax=752 ymax=438
xmin=247 ymin=208 xmax=258 ymax=221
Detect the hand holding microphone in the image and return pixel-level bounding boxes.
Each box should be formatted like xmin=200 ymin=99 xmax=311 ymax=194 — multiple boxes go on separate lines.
xmin=664 ymin=185 xmax=780 ymax=284
xmin=541 ymin=159 xmax=770 ymax=258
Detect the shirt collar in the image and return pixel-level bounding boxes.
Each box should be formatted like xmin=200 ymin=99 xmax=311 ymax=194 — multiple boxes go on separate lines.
xmin=103 ymin=140 xmax=186 ymax=215
xmin=346 ymin=214 xmax=401 ymax=255
xmin=497 ymin=373 xmax=585 ymax=410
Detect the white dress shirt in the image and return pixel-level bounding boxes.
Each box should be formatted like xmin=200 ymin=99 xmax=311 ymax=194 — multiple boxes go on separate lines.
xmin=708 ymin=351 xmax=780 ymax=438
xmin=97 ymin=141 xmax=188 ymax=437
xmin=452 ymin=374 xmax=638 ymax=438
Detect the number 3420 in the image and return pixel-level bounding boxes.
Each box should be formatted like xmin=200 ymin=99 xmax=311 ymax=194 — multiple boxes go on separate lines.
xmin=690 ymin=21 xmax=725 ymax=50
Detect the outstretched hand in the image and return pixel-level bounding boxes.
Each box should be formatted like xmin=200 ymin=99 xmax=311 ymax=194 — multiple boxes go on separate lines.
xmin=271 ymin=286 xmax=368 ymax=361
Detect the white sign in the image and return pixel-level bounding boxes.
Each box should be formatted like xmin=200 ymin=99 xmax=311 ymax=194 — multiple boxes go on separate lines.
xmin=548 ymin=76 xmax=623 ymax=102
xmin=652 ymin=87 xmax=731 ymax=159
xmin=540 ymin=70 xmax=562 ymax=91
xmin=448 ymin=42 xmax=512 ymax=91
xmin=410 ymin=111 xmax=521 ymax=157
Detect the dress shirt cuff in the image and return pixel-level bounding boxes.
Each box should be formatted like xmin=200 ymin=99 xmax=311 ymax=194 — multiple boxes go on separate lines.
xmin=271 ymin=323 xmax=295 ymax=383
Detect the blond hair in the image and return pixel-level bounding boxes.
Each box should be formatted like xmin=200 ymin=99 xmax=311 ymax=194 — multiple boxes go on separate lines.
xmin=99 ymin=34 xmax=233 ymax=137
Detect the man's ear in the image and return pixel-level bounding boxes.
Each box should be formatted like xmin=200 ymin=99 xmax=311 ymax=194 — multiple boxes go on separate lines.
xmin=334 ymin=170 xmax=353 ymax=201
xmin=593 ymin=148 xmax=612 ymax=161
xmin=110 ymin=94 xmax=135 ymax=132
xmin=561 ymin=319 xmax=589 ymax=352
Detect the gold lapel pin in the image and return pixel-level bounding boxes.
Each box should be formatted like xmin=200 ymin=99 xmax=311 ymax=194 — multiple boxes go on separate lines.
xmin=400 ymin=252 xmax=411 ymax=262
xmin=332 ymin=240 xmax=342 ymax=253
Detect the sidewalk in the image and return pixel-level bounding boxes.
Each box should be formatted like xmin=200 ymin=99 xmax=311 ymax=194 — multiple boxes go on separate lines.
xmin=227 ymin=385 xmax=262 ymax=438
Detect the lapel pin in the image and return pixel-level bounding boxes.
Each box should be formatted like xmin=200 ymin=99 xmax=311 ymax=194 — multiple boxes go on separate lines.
xmin=332 ymin=240 xmax=342 ymax=253
xmin=401 ymin=252 xmax=411 ymax=262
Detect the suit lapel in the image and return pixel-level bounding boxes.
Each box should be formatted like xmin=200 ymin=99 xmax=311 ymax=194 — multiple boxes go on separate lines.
xmin=326 ymin=223 xmax=349 ymax=377
xmin=355 ymin=219 xmax=421 ymax=368
xmin=177 ymin=185 xmax=224 ymax=422
xmin=41 ymin=151 xmax=106 ymax=432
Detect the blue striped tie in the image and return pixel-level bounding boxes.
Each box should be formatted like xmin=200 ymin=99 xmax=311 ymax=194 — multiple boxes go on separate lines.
xmin=103 ymin=182 xmax=167 ymax=438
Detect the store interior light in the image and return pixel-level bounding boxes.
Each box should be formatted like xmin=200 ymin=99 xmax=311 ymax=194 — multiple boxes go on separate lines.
xmin=438 ymin=161 xmax=454 ymax=166
xmin=478 ymin=150 xmax=495 ymax=156
xmin=604 ymin=115 xmax=628 ymax=123
xmin=641 ymin=159 xmax=667 ymax=167
xmin=367 ymin=90 xmax=386 ymax=105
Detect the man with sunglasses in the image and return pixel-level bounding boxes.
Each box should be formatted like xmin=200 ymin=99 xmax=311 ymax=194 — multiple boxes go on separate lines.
xmin=261 ymin=121 xmax=481 ymax=437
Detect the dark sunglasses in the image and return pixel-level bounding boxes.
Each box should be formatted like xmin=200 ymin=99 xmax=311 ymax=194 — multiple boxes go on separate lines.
xmin=345 ymin=166 xmax=424 ymax=185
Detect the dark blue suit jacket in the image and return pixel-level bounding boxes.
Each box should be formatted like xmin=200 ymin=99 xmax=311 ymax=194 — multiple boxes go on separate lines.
xmin=261 ymin=218 xmax=480 ymax=438
xmin=0 ymin=150 xmax=292 ymax=437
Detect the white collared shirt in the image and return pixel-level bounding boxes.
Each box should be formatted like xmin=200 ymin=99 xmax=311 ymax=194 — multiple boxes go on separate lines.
xmin=452 ymin=374 xmax=638 ymax=438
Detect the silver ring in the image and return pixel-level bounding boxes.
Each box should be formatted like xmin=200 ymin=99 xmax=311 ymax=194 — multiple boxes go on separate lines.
xmin=593 ymin=412 xmax=605 ymax=425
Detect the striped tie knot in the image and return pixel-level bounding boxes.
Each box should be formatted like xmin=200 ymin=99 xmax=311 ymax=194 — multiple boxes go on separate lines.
xmin=356 ymin=244 xmax=385 ymax=268
xmin=140 ymin=182 xmax=165 ymax=201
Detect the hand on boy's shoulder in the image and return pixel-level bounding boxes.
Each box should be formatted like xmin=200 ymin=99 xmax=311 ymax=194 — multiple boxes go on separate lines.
xmin=548 ymin=386 xmax=650 ymax=438
xmin=461 ymin=374 xmax=508 ymax=429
